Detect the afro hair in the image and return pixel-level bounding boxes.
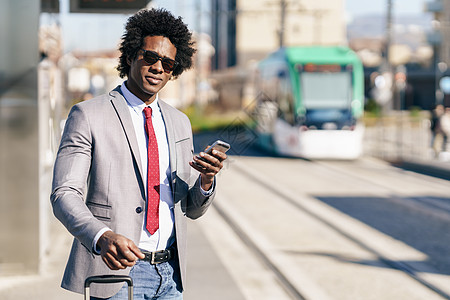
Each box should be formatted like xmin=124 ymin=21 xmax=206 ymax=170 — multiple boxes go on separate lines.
xmin=117 ymin=8 xmax=196 ymax=79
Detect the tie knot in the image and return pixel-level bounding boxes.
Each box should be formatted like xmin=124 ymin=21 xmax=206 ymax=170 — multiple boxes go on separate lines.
xmin=143 ymin=107 xmax=152 ymax=119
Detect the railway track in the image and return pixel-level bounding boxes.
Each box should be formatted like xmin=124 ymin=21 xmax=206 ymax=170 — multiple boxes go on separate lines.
xmin=209 ymin=156 xmax=450 ymax=300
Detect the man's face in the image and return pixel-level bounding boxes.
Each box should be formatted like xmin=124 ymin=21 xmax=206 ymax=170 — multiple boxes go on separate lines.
xmin=126 ymin=35 xmax=177 ymax=104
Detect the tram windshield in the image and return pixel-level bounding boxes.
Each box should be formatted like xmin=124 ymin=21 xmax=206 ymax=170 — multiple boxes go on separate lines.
xmin=304 ymin=108 xmax=354 ymax=129
xmin=301 ymin=71 xmax=352 ymax=109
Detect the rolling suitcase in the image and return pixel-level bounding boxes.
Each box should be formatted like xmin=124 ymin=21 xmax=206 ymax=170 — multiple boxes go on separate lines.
xmin=84 ymin=275 xmax=133 ymax=300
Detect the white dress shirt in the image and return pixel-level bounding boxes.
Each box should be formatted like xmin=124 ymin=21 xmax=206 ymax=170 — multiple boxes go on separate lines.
xmin=121 ymin=83 xmax=175 ymax=251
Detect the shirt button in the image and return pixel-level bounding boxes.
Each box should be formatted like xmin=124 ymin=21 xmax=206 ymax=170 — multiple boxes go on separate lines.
xmin=136 ymin=207 xmax=143 ymax=214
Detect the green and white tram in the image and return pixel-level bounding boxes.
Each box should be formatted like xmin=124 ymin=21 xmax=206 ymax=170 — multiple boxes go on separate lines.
xmin=255 ymin=46 xmax=365 ymax=159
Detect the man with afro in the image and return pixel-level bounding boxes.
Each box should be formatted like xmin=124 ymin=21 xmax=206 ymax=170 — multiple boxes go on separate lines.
xmin=51 ymin=8 xmax=227 ymax=299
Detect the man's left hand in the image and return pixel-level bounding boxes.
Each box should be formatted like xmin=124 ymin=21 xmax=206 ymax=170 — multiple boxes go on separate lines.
xmin=190 ymin=148 xmax=227 ymax=191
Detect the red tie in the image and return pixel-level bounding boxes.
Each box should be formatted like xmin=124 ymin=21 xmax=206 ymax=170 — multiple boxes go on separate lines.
xmin=143 ymin=107 xmax=160 ymax=234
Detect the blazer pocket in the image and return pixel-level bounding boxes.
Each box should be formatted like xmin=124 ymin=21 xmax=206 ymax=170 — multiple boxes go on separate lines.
xmin=175 ymin=138 xmax=193 ymax=172
xmin=175 ymin=136 xmax=191 ymax=144
xmin=86 ymin=202 xmax=111 ymax=222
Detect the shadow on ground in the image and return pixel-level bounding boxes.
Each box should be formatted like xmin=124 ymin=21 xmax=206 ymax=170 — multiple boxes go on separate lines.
xmin=314 ymin=195 xmax=450 ymax=276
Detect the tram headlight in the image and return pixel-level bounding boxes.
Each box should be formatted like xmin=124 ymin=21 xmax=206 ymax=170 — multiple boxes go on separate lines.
xmin=323 ymin=122 xmax=338 ymax=130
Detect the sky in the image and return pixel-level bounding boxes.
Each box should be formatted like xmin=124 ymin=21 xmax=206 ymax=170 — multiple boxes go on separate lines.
xmin=41 ymin=0 xmax=429 ymax=52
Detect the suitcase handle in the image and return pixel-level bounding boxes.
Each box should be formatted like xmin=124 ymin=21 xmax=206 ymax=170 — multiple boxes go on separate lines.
xmin=84 ymin=275 xmax=133 ymax=300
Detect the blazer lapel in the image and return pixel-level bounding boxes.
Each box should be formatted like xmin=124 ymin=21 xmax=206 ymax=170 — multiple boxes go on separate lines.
xmin=159 ymin=100 xmax=177 ymax=186
xmin=109 ymin=87 xmax=145 ymax=187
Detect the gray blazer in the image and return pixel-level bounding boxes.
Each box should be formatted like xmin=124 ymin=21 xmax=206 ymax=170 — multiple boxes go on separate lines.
xmin=51 ymin=86 xmax=214 ymax=298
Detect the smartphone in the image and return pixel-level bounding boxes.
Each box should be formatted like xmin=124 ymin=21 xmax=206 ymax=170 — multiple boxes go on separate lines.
xmin=194 ymin=140 xmax=230 ymax=166
xmin=204 ymin=140 xmax=231 ymax=155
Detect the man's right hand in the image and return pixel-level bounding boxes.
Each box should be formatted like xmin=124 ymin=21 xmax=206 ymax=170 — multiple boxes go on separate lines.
xmin=97 ymin=231 xmax=145 ymax=270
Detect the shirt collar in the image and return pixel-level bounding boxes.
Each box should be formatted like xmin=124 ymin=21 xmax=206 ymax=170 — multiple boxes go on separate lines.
xmin=120 ymin=82 xmax=159 ymax=114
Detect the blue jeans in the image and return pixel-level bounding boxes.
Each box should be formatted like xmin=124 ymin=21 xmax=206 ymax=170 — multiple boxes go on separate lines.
xmin=91 ymin=259 xmax=183 ymax=300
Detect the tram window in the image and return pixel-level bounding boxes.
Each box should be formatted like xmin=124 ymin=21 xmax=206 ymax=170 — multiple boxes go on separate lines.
xmin=301 ymin=72 xmax=352 ymax=109
xmin=277 ymin=67 xmax=294 ymax=125
xmin=259 ymin=62 xmax=295 ymax=124
xmin=259 ymin=66 xmax=280 ymax=101
xmin=305 ymin=109 xmax=354 ymax=129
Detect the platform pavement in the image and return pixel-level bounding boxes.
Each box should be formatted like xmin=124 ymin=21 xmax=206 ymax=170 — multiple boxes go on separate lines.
xmin=0 ymin=215 xmax=245 ymax=300
xmin=2 ymin=157 xmax=450 ymax=300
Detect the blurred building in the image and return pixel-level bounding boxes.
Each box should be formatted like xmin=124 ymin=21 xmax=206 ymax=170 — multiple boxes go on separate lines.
xmin=211 ymin=0 xmax=346 ymax=70
xmin=209 ymin=0 xmax=444 ymax=111
xmin=61 ymin=50 xmax=123 ymax=105
xmin=348 ymin=15 xmax=433 ymax=68
xmin=348 ymin=11 xmax=435 ymax=110
xmin=210 ymin=0 xmax=346 ymax=110
xmin=426 ymin=0 xmax=450 ymax=106
xmin=426 ymin=0 xmax=450 ymax=65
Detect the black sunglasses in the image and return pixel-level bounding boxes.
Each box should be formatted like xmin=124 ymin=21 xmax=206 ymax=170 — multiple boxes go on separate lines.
xmin=140 ymin=49 xmax=178 ymax=73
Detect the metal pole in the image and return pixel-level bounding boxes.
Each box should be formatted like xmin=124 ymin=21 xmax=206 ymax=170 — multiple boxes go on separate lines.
xmin=279 ymin=0 xmax=286 ymax=47
xmin=386 ymin=0 xmax=395 ymax=110
xmin=385 ymin=0 xmax=392 ymax=68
